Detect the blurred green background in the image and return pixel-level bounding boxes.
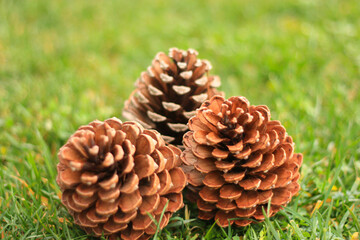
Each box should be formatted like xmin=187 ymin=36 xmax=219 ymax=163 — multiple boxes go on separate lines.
xmin=1 ymin=0 xmax=359 ymax=239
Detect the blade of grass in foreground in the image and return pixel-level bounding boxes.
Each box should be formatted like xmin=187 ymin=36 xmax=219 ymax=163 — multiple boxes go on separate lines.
xmin=147 ymin=200 xmax=169 ymax=239
xmin=262 ymin=207 xmax=280 ymax=240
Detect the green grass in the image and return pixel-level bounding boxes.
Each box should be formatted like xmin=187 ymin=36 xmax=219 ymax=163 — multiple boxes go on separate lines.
xmin=1 ymin=0 xmax=360 ymax=239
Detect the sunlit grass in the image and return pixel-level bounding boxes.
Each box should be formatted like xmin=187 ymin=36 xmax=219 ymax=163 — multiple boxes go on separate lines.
xmin=1 ymin=0 xmax=359 ymax=239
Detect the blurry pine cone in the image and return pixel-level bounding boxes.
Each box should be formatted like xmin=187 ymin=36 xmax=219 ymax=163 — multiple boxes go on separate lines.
xmin=56 ymin=118 xmax=186 ymax=240
xmin=181 ymin=96 xmax=302 ymax=227
xmin=123 ymin=48 xmax=222 ymax=146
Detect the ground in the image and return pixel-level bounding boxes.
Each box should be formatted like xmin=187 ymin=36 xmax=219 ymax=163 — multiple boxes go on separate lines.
xmin=0 ymin=0 xmax=359 ymax=239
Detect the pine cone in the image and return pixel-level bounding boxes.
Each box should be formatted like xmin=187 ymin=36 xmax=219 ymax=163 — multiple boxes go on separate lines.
xmin=56 ymin=118 xmax=186 ymax=240
xmin=181 ymin=96 xmax=302 ymax=227
xmin=123 ymin=48 xmax=222 ymax=146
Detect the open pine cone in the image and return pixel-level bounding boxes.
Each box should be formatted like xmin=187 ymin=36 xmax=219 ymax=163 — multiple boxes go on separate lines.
xmin=123 ymin=48 xmax=222 ymax=146
xmin=181 ymin=96 xmax=302 ymax=227
xmin=56 ymin=118 xmax=186 ymax=240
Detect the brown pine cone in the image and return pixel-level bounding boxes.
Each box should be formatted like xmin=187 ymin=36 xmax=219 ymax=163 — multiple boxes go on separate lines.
xmin=181 ymin=96 xmax=302 ymax=227
xmin=123 ymin=48 xmax=222 ymax=147
xmin=56 ymin=118 xmax=186 ymax=240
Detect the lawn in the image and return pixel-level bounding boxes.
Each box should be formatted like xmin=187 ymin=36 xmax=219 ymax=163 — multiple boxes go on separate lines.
xmin=1 ymin=0 xmax=360 ymax=239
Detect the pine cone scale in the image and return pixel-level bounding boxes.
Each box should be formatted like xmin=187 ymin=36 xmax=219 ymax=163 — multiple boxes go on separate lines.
xmin=87 ymin=208 xmax=108 ymax=223
xmin=78 ymin=211 xmax=98 ymax=227
xmin=219 ymin=185 xmax=242 ymax=200
xmin=203 ymin=171 xmax=225 ymax=188
xmin=166 ymin=193 xmax=183 ymax=212
xmin=139 ymin=194 xmax=160 ymax=214
xmin=235 ymin=207 xmax=256 ymax=217
xmin=118 ymin=190 xmax=142 ymax=213
xmin=103 ymin=219 xmax=127 ymax=233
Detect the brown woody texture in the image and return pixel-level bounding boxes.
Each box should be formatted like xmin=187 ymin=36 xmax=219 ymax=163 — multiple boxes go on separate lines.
xmin=181 ymin=96 xmax=302 ymax=227
xmin=123 ymin=48 xmax=222 ymax=147
xmin=56 ymin=118 xmax=186 ymax=240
